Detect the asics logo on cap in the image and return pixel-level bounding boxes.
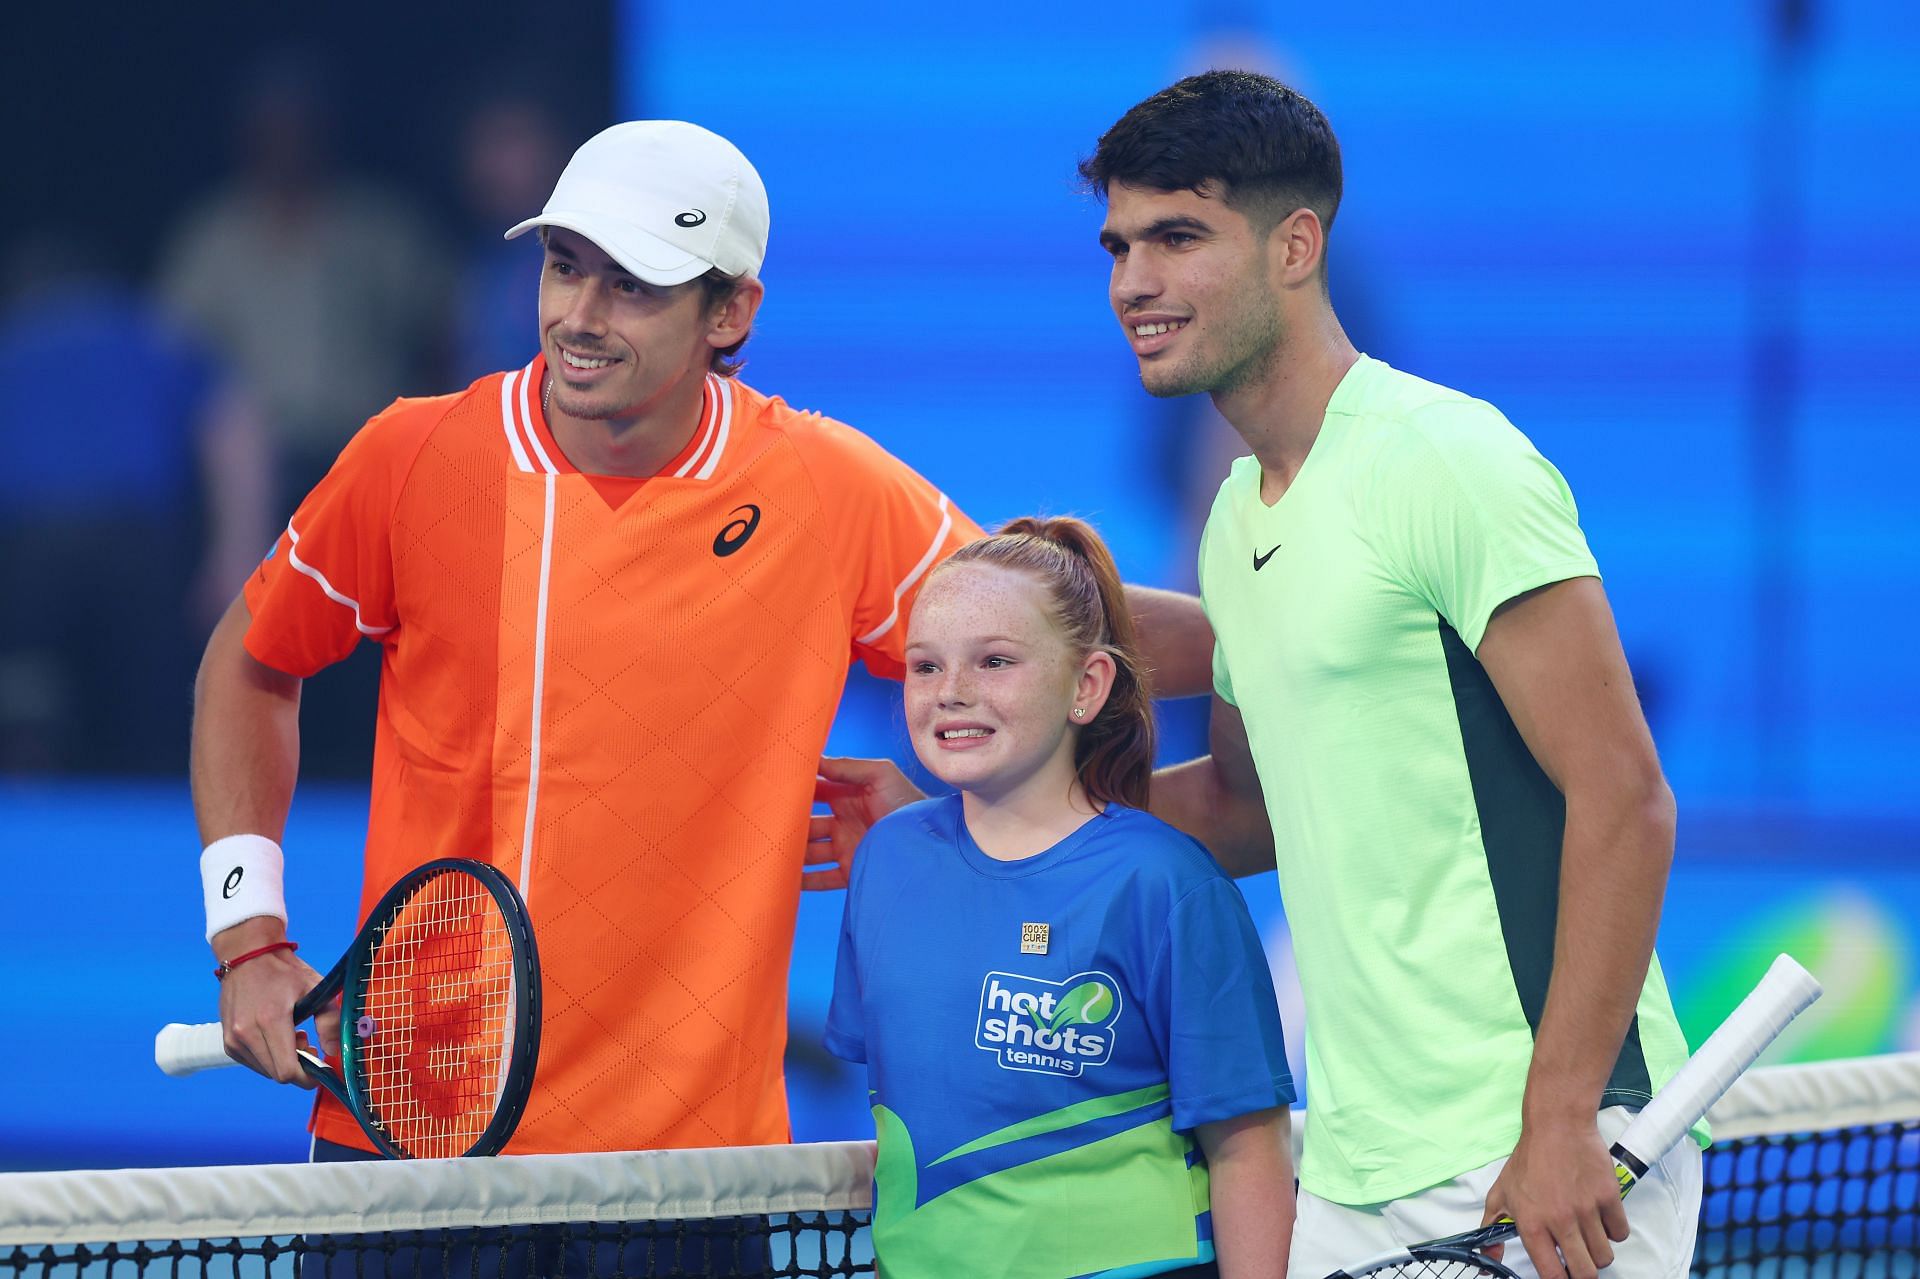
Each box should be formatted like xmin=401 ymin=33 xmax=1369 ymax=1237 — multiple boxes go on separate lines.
xmin=675 ymin=209 xmax=707 ymax=227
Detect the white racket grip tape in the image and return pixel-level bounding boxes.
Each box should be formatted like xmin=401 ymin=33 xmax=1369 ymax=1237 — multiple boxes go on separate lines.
xmin=1616 ymin=953 xmax=1822 ymax=1167
xmin=155 ymin=1021 xmax=237 ymax=1076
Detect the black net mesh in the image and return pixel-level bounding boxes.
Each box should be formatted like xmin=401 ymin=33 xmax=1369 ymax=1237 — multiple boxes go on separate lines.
xmin=1692 ymin=1118 xmax=1920 ymax=1279
xmin=1 ymin=1212 xmax=874 ymax=1277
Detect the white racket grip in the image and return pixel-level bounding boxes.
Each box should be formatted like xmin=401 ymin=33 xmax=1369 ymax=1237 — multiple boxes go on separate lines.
xmin=155 ymin=1021 xmax=237 ymax=1076
xmin=1616 ymin=953 xmax=1822 ymax=1167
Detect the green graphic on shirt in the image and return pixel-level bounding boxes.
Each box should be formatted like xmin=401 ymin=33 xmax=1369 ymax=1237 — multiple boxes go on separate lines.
xmin=871 ymin=1101 xmax=1205 ymax=1279
xmin=1042 ymin=980 xmax=1115 ymax=1031
xmin=932 ymin=1083 xmax=1170 ymax=1166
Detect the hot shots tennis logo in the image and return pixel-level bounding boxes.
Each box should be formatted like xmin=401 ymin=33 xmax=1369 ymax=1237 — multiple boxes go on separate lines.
xmin=976 ymin=971 xmax=1123 ymax=1077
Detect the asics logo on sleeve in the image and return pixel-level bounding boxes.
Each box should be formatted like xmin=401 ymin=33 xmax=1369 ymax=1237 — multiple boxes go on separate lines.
xmin=713 ymin=504 xmax=762 ymax=557
xmin=1253 ymin=544 xmax=1281 ymax=571
xmin=976 ymin=971 xmax=1123 ymax=1077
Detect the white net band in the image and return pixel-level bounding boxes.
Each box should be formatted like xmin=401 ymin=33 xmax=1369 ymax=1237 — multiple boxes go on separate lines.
xmin=3 ymin=1055 xmax=1913 ymax=1250
xmin=1695 ymin=1050 xmax=1920 ymax=1141
xmin=0 ymin=1139 xmax=875 ymax=1247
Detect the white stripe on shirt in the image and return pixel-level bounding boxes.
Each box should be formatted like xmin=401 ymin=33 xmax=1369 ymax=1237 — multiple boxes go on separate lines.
xmin=673 ymin=376 xmax=722 ymax=479
xmin=499 ymin=368 xmax=534 ymax=474
xmin=691 ymin=376 xmax=734 ymax=481
xmin=517 ymin=363 xmax=559 ymax=475
xmin=285 ymin=524 xmax=393 ymax=637
xmin=856 ymin=494 xmax=954 ymax=647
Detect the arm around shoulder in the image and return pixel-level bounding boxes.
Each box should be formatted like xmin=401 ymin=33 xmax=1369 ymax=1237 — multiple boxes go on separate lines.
xmin=1150 ymin=695 xmax=1274 ymax=876
xmin=1122 ymin=583 xmax=1214 ymax=700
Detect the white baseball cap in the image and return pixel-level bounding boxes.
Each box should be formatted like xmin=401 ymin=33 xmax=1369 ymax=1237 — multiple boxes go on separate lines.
xmin=504 ymin=120 xmax=769 ymax=286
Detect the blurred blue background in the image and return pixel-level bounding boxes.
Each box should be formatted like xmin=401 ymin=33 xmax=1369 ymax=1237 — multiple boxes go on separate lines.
xmin=1 ymin=0 xmax=1914 ymax=1170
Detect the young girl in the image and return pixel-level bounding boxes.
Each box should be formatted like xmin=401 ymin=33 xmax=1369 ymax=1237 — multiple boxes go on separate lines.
xmin=824 ymin=517 xmax=1296 ymax=1279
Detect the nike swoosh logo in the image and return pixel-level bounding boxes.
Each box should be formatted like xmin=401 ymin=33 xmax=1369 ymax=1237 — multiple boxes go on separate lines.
xmin=1253 ymin=545 xmax=1281 ymax=571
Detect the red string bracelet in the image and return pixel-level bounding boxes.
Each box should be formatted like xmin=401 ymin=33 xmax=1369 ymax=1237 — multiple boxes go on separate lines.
xmin=214 ymin=940 xmax=298 ymax=981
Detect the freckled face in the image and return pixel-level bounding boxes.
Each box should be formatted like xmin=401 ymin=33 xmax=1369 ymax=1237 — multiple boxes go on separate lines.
xmin=904 ymin=564 xmax=1084 ymax=804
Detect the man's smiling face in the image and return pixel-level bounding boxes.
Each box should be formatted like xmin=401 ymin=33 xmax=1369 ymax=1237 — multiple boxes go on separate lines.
xmin=537 ymin=226 xmax=716 ymax=425
xmin=1098 ymin=181 xmax=1285 ymax=400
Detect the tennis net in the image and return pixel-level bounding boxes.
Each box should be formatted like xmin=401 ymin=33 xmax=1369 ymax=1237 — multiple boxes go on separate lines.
xmin=1691 ymin=1051 xmax=1919 ymax=1278
xmin=1 ymin=1055 xmax=1913 ymax=1277
xmin=0 ymin=1139 xmax=875 ymax=1276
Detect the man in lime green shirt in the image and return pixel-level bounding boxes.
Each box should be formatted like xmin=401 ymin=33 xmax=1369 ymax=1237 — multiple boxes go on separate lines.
xmin=1081 ymin=72 xmax=1703 ymax=1279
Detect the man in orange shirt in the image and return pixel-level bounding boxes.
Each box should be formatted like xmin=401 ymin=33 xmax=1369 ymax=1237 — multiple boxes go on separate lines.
xmin=193 ymin=121 xmax=1208 ymax=1166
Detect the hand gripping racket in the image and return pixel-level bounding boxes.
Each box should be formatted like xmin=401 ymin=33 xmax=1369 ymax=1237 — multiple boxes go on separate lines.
xmin=1324 ymin=953 xmax=1823 ymax=1279
xmin=156 ymin=858 xmax=541 ymax=1159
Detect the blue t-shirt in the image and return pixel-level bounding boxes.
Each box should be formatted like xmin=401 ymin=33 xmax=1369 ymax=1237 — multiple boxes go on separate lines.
xmin=826 ymin=796 xmax=1294 ymax=1279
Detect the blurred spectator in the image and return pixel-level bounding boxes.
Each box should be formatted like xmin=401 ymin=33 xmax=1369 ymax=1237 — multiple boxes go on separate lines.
xmin=157 ymin=49 xmax=451 ymax=515
xmin=451 ymin=91 xmax=567 ymax=384
xmin=0 ymin=231 xmax=270 ymax=774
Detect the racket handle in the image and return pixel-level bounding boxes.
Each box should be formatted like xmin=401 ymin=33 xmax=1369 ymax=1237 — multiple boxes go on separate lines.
xmin=1614 ymin=953 xmax=1821 ymax=1170
xmin=155 ymin=1021 xmax=237 ymax=1076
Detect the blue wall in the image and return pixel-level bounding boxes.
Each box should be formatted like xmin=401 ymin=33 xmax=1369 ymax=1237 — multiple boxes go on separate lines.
xmin=622 ymin=0 xmax=1919 ymax=816
xmin=3 ymin=0 xmax=1916 ymax=1171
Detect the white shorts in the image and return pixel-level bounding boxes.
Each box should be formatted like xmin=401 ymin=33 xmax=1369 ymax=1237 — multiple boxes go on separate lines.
xmin=1288 ymin=1106 xmax=1704 ymax=1279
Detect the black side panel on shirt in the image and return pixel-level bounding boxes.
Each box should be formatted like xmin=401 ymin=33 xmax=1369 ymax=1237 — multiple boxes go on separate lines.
xmin=1439 ymin=618 xmax=1654 ymax=1107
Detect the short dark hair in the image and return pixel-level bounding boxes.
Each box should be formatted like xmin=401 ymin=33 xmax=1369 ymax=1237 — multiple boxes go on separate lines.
xmin=1079 ymin=70 xmax=1343 ymax=239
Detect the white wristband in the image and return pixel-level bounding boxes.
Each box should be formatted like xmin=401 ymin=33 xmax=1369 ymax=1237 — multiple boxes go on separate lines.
xmin=201 ymin=835 xmax=288 ymax=942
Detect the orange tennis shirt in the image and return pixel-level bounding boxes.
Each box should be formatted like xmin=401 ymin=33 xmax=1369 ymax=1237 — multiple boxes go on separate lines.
xmin=243 ymin=355 xmax=983 ymax=1154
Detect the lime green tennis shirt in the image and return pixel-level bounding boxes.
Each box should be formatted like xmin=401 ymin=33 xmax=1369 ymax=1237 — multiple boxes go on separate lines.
xmin=1198 ymin=355 xmax=1692 ymax=1204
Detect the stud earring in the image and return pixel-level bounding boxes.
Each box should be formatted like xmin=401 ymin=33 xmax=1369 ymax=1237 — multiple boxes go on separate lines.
xmin=1072 ymin=708 xmax=1086 ymax=718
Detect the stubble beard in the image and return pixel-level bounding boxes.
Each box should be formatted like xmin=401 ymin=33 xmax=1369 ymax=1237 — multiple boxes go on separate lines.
xmin=1138 ymin=280 xmax=1285 ymax=401
xmin=546 ymin=326 xmax=635 ymax=422
xmin=548 ymin=349 xmax=638 ymax=423
xmin=551 ymin=384 xmax=628 ymax=422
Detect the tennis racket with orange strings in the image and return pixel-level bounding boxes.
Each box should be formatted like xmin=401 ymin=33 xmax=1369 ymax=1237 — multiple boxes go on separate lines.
xmin=155 ymin=858 xmax=541 ymax=1159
